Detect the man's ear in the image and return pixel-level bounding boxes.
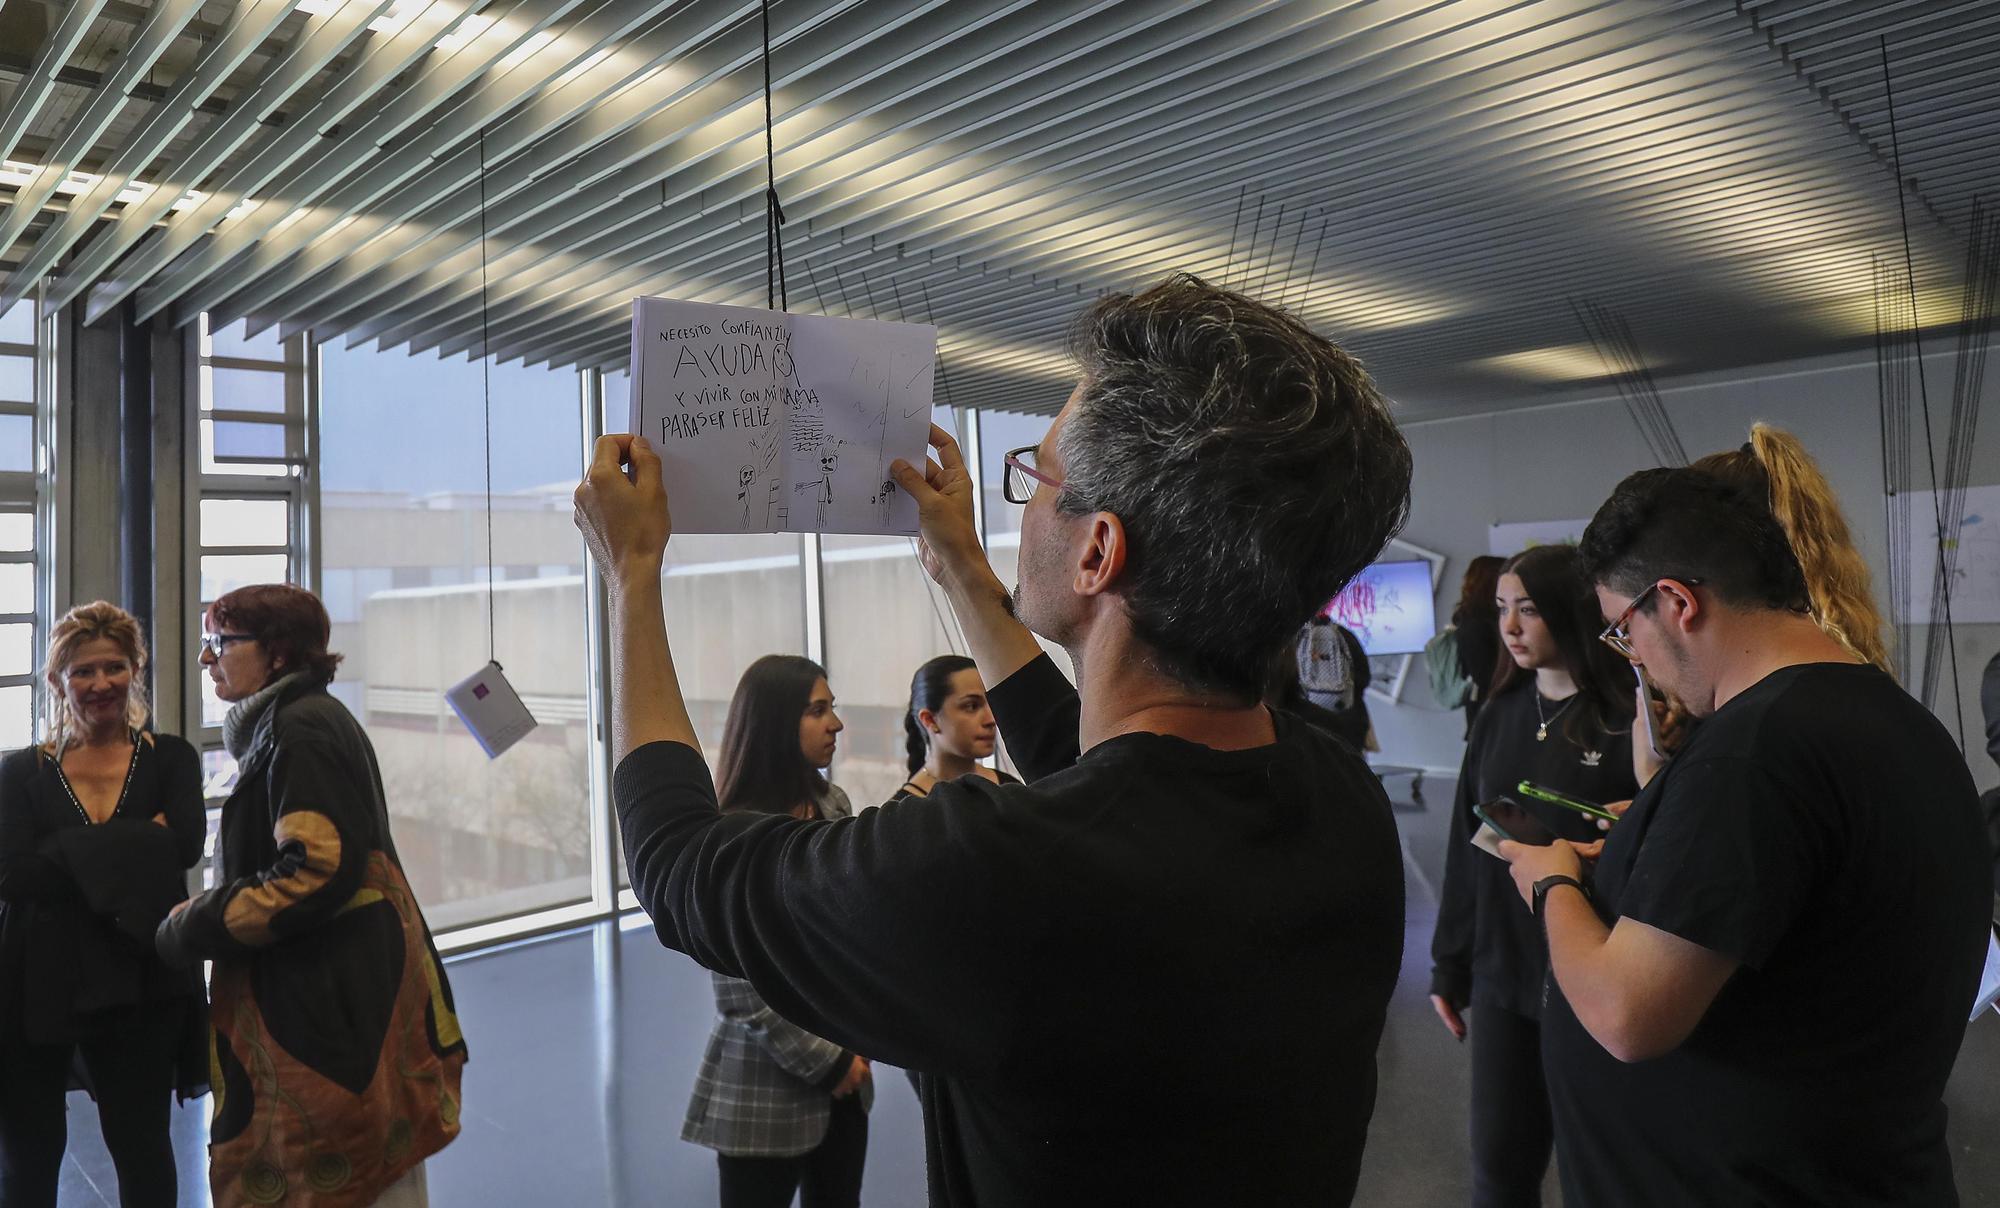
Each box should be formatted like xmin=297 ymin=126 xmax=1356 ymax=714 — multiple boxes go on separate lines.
xmin=1073 ymin=512 xmax=1127 ymax=598
xmin=1657 ymin=579 xmax=1703 ymax=636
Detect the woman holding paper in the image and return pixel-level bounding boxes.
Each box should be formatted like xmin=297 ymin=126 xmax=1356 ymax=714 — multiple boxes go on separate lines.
xmin=683 ymin=653 xmax=872 ymax=1208
xmin=0 ymin=602 xmax=205 ymax=1208
xmin=157 ymin=584 xmax=466 ymax=1208
xmin=1427 ymin=545 xmax=1637 ymax=1208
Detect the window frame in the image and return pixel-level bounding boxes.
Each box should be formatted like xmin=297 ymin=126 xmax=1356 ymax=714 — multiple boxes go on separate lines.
xmin=0 ymin=295 xmax=46 ymax=752
xmin=208 ymin=350 xmax=1000 ymax=953
xmin=187 ymin=318 xmax=315 ymax=886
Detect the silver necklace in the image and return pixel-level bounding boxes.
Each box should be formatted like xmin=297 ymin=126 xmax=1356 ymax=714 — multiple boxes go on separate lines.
xmin=54 ymin=731 xmax=142 ymax=824
xmin=1533 ymin=692 xmax=1576 ymax=743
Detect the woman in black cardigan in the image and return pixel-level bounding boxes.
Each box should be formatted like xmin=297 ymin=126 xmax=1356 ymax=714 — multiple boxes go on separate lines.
xmin=0 ymin=601 xmax=205 ymax=1208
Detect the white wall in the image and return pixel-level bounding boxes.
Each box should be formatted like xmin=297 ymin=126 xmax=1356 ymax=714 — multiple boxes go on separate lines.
xmin=1374 ymin=345 xmax=2000 ymax=793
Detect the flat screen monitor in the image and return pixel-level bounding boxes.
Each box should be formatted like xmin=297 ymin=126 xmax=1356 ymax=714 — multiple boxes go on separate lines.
xmin=1320 ymin=559 xmax=1436 ymax=656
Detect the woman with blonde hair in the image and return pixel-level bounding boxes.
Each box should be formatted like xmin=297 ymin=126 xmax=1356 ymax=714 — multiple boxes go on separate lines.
xmin=1691 ymin=423 xmax=1890 ymax=671
xmin=1595 ymin=424 xmax=1899 ymax=790
xmin=0 ymin=602 xmax=206 ymax=1208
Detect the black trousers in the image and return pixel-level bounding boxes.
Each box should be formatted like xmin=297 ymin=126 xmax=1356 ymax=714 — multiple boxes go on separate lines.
xmin=1469 ymin=1003 xmax=1554 ymax=1208
xmin=0 ymin=999 xmax=185 ymax=1208
xmin=715 ymin=1096 xmax=868 ymax=1208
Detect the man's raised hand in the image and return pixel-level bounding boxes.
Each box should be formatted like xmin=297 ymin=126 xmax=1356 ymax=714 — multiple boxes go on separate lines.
xmin=575 ymin=434 xmax=672 ymax=588
xmin=891 ymin=423 xmax=983 ymax=586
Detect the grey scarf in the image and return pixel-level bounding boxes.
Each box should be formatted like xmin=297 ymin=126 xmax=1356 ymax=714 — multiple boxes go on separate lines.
xmin=222 ymin=671 xmax=310 ymax=760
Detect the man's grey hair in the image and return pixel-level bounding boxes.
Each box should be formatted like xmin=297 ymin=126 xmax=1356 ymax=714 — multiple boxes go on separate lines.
xmin=1057 ymin=273 xmax=1412 ymax=699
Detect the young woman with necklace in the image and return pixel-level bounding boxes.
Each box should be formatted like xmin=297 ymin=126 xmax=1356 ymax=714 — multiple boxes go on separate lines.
xmin=885 ymin=656 xmax=1018 ymax=806
xmin=1428 ymin=544 xmax=1639 ymax=1208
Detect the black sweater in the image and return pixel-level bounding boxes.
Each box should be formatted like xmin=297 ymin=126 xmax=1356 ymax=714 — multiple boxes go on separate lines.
xmin=0 ymin=735 xmax=205 ymax=1043
xmin=1430 ymin=680 xmax=1636 ymax=1017
xmin=615 ymin=654 xmax=1404 ymax=1207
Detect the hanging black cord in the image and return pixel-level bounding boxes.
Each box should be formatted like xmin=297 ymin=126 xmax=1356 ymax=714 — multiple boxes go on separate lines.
xmin=762 ymin=0 xmax=787 ymax=310
xmin=1880 ymin=35 xmax=1962 ymax=746
xmin=478 ymin=127 xmax=497 ymax=667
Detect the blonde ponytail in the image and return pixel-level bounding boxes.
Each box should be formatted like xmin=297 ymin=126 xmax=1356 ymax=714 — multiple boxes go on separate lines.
xmin=1746 ymin=424 xmax=1892 ymax=672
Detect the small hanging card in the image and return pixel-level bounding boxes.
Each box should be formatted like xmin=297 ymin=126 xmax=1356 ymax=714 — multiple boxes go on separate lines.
xmin=445 ymin=660 xmax=537 ymax=759
xmin=627 ymin=295 xmax=938 ymax=535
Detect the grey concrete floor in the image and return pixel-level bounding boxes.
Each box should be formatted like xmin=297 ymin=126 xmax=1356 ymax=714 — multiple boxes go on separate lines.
xmin=51 ymin=777 xmax=2000 ymax=1206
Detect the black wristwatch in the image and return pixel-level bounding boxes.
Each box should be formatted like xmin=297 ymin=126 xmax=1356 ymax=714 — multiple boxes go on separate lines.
xmin=1532 ymin=874 xmax=1587 ymax=921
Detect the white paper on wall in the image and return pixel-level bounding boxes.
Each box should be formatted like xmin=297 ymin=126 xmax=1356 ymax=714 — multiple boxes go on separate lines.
xmin=1896 ymin=485 xmax=2000 ymax=624
xmin=627 ymin=296 xmax=937 ymax=536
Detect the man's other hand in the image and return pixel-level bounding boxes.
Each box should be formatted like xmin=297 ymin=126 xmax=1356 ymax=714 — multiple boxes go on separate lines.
xmin=892 ymin=424 xmax=983 ymax=586
xmin=575 ymin=434 xmax=671 ymax=587
xmin=1498 ymin=837 xmax=1586 ymax=909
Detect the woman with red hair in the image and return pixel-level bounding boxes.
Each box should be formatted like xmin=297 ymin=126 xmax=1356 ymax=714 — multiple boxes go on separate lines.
xmin=157 ymin=584 xmax=466 ymax=1208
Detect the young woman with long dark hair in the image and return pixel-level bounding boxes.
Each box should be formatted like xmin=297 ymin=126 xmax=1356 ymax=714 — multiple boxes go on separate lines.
xmin=1428 ymin=545 xmax=1638 ymax=1208
xmin=884 ymin=655 xmax=1017 ymax=806
xmin=686 ymin=654 xmax=872 ymax=1208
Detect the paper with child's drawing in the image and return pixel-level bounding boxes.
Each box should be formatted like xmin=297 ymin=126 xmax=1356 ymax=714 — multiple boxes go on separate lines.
xmin=628 ymin=296 xmax=937 ymax=535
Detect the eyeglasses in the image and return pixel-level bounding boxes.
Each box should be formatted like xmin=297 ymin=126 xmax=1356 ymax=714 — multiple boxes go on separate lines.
xmin=199 ymin=633 xmax=256 ymax=658
xmin=1002 ymin=444 xmax=1062 ymax=505
xmin=1597 ymin=578 xmax=1702 ymax=659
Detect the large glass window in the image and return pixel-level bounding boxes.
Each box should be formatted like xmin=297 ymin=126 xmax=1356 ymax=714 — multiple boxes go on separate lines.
xmin=320 ymin=345 xmax=593 ymax=932
xmin=194 ymin=318 xmax=309 ymax=881
xmin=605 ymin=368 xmax=811 ymax=782
xmin=820 ymin=407 xmax=961 ymax=809
xmin=0 ymin=300 xmax=34 ymax=752
xmin=600 ymin=369 xmax=809 ymax=899
xmin=976 ymin=409 xmax=1074 ymax=690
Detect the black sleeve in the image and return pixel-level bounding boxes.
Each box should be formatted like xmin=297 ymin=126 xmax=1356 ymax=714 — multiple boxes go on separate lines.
xmin=616 ymin=740 xmax=1045 ymax=1077
xmin=0 ymin=751 xmax=78 ymax=902
xmin=1980 ymin=787 xmax=2000 ymax=898
xmin=1428 ymin=723 xmax=1483 ymax=1006
xmin=1614 ymin=755 xmax=1821 ymax=968
xmin=157 ymin=737 xmax=372 ymax=965
xmin=986 ymin=653 xmax=1081 ymax=784
xmin=154 ymin=736 xmax=207 ymax=873
xmin=878 ymin=783 xmax=923 ymax=810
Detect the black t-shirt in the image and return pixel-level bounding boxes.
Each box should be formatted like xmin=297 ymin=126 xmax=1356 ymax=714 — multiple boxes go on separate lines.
xmin=1431 ymin=679 xmax=1636 ymax=1017
xmin=1542 ymin=663 xmax=1992 ymax=1207
xmin=881 ymin=768 xmax=1020 ymax=809
xmin=614 ymin=654 xmax=1405 ymax=1207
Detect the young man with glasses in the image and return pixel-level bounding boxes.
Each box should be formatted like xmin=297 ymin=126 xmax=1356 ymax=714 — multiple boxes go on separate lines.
xmin=575 ymin=274 xmax=1415 ymax=1206
xmin=1499 ymin=467 xmax=1989 ymax=1207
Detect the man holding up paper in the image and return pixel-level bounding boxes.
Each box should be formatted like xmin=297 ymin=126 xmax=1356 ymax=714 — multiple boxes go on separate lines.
xmin=576 ymin=275 xmax=1414 ymax=1207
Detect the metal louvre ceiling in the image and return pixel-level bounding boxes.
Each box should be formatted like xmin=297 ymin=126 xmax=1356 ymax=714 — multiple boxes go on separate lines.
xmin=0 ymin=0 xmax=1992 ymax=417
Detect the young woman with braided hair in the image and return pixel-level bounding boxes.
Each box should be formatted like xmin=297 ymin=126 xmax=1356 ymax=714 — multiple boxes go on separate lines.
xmin=883 ymin=655 xmax=1017 ymax=807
